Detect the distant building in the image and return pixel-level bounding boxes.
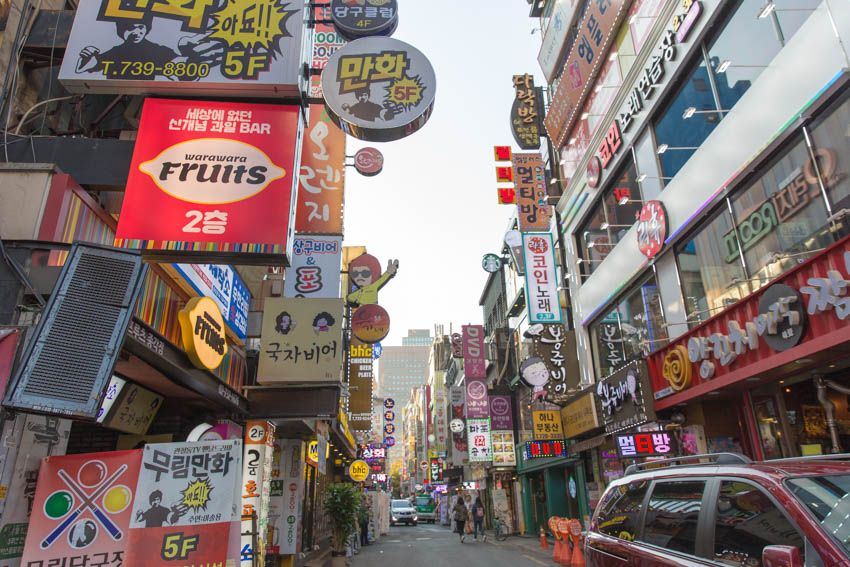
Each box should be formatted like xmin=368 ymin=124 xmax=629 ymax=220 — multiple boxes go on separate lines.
xmin=377 ymin=329 xmax=431 ymax=401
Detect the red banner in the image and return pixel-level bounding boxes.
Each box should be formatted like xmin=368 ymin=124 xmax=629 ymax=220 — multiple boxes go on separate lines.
xmin=295 ymin=105 xmax=345 ymax=234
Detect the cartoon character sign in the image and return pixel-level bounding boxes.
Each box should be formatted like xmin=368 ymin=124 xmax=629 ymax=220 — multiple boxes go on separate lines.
xmin=520 ymin=356 xmax=550 ymax=401
xmin=346 ymin=253 xmax=398 ymax=306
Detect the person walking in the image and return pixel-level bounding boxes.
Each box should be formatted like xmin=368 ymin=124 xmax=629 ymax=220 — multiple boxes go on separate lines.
xmin=453 ymin=497 xmax=468 ymax=543
xmin=471 ymin=496 xmax=486 ymax=541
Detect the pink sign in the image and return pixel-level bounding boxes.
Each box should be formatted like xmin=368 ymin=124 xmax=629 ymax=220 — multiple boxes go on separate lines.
xmin=489 ymin=395 xmax=513 ymax=431
xmin=465 ymin=378 xmax=489 ymax=419
xmin=462 ymin=324 xmax=486 ymax=378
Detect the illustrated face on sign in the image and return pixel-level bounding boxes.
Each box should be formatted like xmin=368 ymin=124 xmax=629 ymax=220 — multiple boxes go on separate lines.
xmin=349 ymin=254 xmax=381 ymax=288
xmin=521 ymin=357 xmax=549 ymax=387
xmin=312 ymin=311 xmax=336 ymax=333
xmin=275 ymin=311 xmax=296 ymax=335
xmin=121 ymin=22 xmax=148 ymax=44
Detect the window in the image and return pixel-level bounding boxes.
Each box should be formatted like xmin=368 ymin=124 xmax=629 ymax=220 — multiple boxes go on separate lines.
xmin=595 ymin=480 xmax=649 ymax=540
xmin=808 ymin=95 xmax=850 ymax=238
xmin=788 ymin=474 xmax=850 ymax=558
xmin=714 ymin=480 xmax=804 ymax=566
xmin=641 ymin=480 xmax=705 ymax=555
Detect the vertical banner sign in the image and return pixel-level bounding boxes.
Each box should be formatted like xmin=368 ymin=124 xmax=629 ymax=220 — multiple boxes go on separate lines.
xmin=532 ymin=411 xmax=565 ymax=441
xmin=126 ymin=440 xmax=241 ymax=567
xmin=296 ymin=105 xmax=346 ymax=235
xmin=532 ymin=323 xmax=576 ymax=396
xmin=510 ymin=74 xmax=541 ymax=150
xmin=241 ymin=422 xmax=275 ymax=567
xmin=522 ymin=233 xmax=562 ymax=324
xmin=348 ymin=339 xmax=374 ymax=431
xmin=268 ymin=439 xmax=304 ymax=556
xmin=20 ymin=449 xmax=131 ymax=567
xmin=467 ymin=419 xmax=492 ymax=463
xmin=489 ymin=396 xmax=513 ymax=431
xmin=462 ymin=325 xmax=486 ymax=378
xmin=310 ymin=5 xmax=347 ymax=98
xmin=284 ymin=236 xmax=343 ymax=298
xmin=114 ymin=99 xmax=299 ymax=262
xmin=465 ymin=378 xmax=489 ymax=420
xmin=450 ymin=387 xmax=468 ymax=466
xmin=433 ymin=387 xmax=447 ymax=452
xmin=512 ymin=153 xmax=550 ymax=231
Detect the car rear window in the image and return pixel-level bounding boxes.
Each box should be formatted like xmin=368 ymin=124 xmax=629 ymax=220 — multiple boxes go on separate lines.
xmin=640 ymin=480 xmax=705 ymax=556
xmin=595 ymin=480 xmax=649 ymax=540
xmin=788 ymin=474 xmax=850 ymax=556
xmin=392 ymin=500 xmax=408 ymax=508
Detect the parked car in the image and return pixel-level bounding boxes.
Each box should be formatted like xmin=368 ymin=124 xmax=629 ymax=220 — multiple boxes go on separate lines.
xmin=585 ymin=452 xmax=850 ymax=567
xmin=390 ymin=499 xmax=417 ymax=526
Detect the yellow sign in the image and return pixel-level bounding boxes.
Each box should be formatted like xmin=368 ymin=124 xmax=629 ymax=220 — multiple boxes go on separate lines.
xmin=662 ymin=345 xmax=692 ymax=392
xmin=560 ymin=391 xmax=599 ymax=439
xmin=178 ymin=296 xmax=228 ymax=370
xmin=307 ymin=439 xmax=330 ymax=465
xmin=532 ymin=410 xmax=564 ymax=441
xmin=349 ymin=459 xmax=369 ymax=482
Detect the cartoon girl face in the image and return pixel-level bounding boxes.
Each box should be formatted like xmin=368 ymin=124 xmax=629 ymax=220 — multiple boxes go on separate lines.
xmin=316 ymin=316 xmax=328 ymax=327
xmin=521 ymin=359 xmax=550 ymax=387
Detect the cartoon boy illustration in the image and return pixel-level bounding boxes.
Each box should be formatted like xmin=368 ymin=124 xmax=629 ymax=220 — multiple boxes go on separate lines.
xmin=346 ymin=254 xmax=399 ymax=306
xmin=312 ymin=311 xmax=336 ymax=334
xmin=135 ymin=490 xmax=186 ymax=527
xmin=520 ymin=357 xmax=550 ymax=401
xmin=275 ymin=312 xmax=297 ymax=335
xmin=75 ymin=13 xmax=177 ymax=80
xmin=341 ymin=88 xmax=394 ymax=122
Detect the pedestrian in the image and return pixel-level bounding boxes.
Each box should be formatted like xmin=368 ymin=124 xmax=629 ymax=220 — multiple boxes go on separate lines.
xmin=453 ymin=497 xmax=468 ymax=543
xmin=359 ymin=504 xmax=370 ymax=546
xmin=471 ymin=496 xmax=486 ymax=541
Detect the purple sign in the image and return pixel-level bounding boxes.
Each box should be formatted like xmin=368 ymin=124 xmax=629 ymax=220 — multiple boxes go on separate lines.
xmin=462 ymin=325 xmax=486 ymax=378
xmin=489 ymin=395 xmax=513 ymax=431
xmin=465 ymin=378 xmax=489 ymax=419
xmin=675 ymin=0 xmax=702 ymax=44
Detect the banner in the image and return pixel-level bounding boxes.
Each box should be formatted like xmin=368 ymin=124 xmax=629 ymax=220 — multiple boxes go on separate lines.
xmin=241 ymin=423 xmax=274 ymax=567
xmin=295 ymin=105 xmax=345 ymax=234
xmin=21 ymin=450 xmax=142 ymax=567
xmin=449 ymin=387 xmax=467 ymax=466
xmin=125 ymin=440 xmax=241 ymax=567
xmin=522 ymin=233 xmax=561 ymax=324
xmin=432 ymin=387 xmax=447 ymax=452
xmin=284 ymin=236 xmax=343 ymax=298
xmin=267 ymin=439 xmax=304 ymax=556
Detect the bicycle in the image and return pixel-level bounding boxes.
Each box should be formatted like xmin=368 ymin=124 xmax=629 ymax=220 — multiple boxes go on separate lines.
xmin=492 ymin=516 xmax=510 ymax=541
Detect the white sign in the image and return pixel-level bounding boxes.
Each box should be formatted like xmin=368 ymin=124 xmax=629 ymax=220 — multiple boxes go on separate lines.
xmin=96 ymin=375 xmax=126 ymax=423
xmin=522 ymin=232 xmax=562 ymax=324
xmin=449 ymin=419 xmax=464 ymax=433
xmin=173 ymin=264 xmax=250 ymax=339
xmin=467 ymin=419 xmax=492 ymax=463
xmin=270 ymin=439 xmax=304 ymax=555
xmin=284 ymin=236 xmax=343 ymax=299
xmin=537 ymin=0 xmax=579 ymax=82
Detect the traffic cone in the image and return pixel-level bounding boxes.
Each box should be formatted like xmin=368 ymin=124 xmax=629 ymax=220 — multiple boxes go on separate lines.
xmin=570 ymin=533 xmax=585 ymax=567
xmin=539 ymin=526 xmax=549 ymax=549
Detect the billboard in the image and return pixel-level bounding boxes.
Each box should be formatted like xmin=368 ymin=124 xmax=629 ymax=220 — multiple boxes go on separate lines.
xmin=284 ymin=236 xmax=342 ymax=298
xmin=114 ymin=99 xmax=299 ymax=264
xmin=58 ymin=0 xmax=304 ymax=96
xmin=172 ymin=264 xmax=250 ymax=340
xmin=257 ymin=298 xmax=344 ymax=383
xmin=295 ymin=105 xmax=345 ymax=235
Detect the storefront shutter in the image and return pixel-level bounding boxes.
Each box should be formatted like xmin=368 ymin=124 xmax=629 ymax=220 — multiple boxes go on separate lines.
xmin=3 ymin=243 xmax=147 ymax=418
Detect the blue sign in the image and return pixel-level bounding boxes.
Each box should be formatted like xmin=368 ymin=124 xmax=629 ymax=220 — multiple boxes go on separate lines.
xmin=173 ymin=263 xmax=250 ymax=339
xmin=372 ymin=342 xmax=382 ymax=359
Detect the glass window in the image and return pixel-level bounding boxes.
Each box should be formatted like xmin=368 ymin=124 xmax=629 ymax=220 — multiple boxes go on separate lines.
xmin=730 ymin=135 xmax=833 ymax=292
xmin=787 ymin=474 xmax=850 ymax=557
xmin=641 ymin=480 xmax=705 ymax=555
xmin=595 ymin=480 xmax=649 ymax=540
xmin=675 ymin=207 xmax=748 ymax=327
xmin=634 ymin=130 xmax=663 ymax=201
xmin=714 ymin=480 xmax=804 ymax=566
xmin=808 ymin=95 xmax=850 ymax=238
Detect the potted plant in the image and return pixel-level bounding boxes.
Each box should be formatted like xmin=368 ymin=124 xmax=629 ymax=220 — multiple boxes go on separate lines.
xmin=323 ymin=482 xmax=361 ymax=566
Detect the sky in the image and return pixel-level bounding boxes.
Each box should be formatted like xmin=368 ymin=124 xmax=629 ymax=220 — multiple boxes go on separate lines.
xmin=343 ymin=1 xmax=545 ymax=346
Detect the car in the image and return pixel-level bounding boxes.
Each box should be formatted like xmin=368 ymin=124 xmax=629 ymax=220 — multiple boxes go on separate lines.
xmin=414 ymin=495 xmax=437 ymax=523
xmin=585 ymin=452 xmax=850 ymax=567
xmin=390 ymin=499 xmax=417 ymax=526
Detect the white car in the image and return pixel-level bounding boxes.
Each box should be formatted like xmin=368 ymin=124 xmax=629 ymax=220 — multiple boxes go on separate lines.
xmin=390 ymin=499 xmax=417 ymax=526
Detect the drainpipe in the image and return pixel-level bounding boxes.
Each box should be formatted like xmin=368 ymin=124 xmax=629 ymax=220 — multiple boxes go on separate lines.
xmin=814 ymin=375 xmax=842 ymax=454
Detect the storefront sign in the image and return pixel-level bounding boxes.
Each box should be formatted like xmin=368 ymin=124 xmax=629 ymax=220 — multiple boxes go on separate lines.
xmin=102 ymin=382 xmax=164 ymax=435
xmin=524 ymin=440 xmax=566 ymax=459
xmin=532 ymin=410 xmax=564 ymax=441
xmin=115 ymin=99 xmax=298 ymax=262
xmin=462 ymin=325 xmax=486 ymax=378
xmin=429 ymin=456 xmax=442 ymax=483
xmin=321 ymin=36 xmax=436 ymax=142
xmin=491 ymin=431 xmax=516 ymax=467
xmin=467 ymin=419 xmax=492 ymax=463
xmin=348 ymin=339 xmax=374 ymax=431
xmin=510 ymin=74 xmax=542 ymax=150
xmin=537 ymin=0 xmax=580 ymax=82
xmin=596 ymin=360 xmax=655 ymax=434
xmin=450 ymin=386 xmax=468 ymax=466
xmin=489 ymin=396 xmax=513 ymax=431
xmin=522 ymin=233 xmax=561 ymax=323
xmin=173 ymin=264 xmax=250 ymax=340
xmin=258 ymin=298 xmax=343 ymax=383
xmin=351 ymin=304 xmax=391 ymax=344
xmin=58 ymin=0 xmax=303 ymax=96
xmin=353 ymin=147 xmax=384 ymax=177
xmin=529 ymin=323 xmax=577 ymax=397
xmin=241 ymin=424 xmax=274 ymax=566
xmin=465 ymin=378 xmax=489 ymax=419
xmin=362 ymin=444 xmax=386 ymax=461
xmin=270 ymin=439 xmax=304 ymax=555
xmin=494 ymin=145 xmax=512 ymax=161
xmin=498 ymin=187 xmax=517 ymax=204
xmin=615 ymin=431 xmax=675 ymax=458
xmin=482 ymin=253 xmax=502 ymax=273
xmin=330 ymin=0 xmax=398 ymax=41
xmin=560 ymin=390 xmax=600 ymax=439
xmin=513 ymin=153 xmax=550 ymax=231
xmin=597 ymin=120 xmax=622 ymax=169
xmin=636 ymin=200 xmax=667 ymax=259
xmin=178 ymin=297 xmax=228 ymax=370
xmin=659 ymin=345 xmax=692 ymax=398
xmin=348 ymin=460 xmax=370 ymax=482
xmin=284 ymin=236 xmax=343 ymax=299
xmin=296 ymin=105 xmax=345 ymax=235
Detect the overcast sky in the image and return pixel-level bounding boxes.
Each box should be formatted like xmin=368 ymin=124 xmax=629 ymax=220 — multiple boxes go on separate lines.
xmin=343 ymin=1 xmax=545 ymax=346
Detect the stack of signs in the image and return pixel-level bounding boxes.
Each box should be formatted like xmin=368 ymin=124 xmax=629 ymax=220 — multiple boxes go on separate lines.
xmin=267 ymin=440 xmax=305 ymax=556
xmin=489 ymin=396 xmax=516 ymax=467
xmin=467 ymin=420 xmax=492 ymax=463
xmin=241 ymin=422 xmax=275 ymax=566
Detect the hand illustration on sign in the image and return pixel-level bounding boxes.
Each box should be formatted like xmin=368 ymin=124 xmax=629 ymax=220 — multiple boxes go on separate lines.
xmin=346 ymin=254 xmax=398 ymax=306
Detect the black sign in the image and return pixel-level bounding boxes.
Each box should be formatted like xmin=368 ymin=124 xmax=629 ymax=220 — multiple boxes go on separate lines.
xmin=758 ymin=284 xmax=807 ymax=352
xmin=595 ymin=360 xmax=655 ymax=434
xmin=510 ymin=75 xmax=542 ymax=150
xmin=330 ymin=0 xmax=398 ymax=41
xmin=614 ymin=431 xmax=676 ymax=458
xmin=524 ymin=440 xmax=566 ymax=459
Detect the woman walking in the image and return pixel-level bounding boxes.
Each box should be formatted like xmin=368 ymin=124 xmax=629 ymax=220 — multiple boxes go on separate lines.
xmin=471 ymin=496 xmax=486 ymax=541
xmin=453 ymin=497 xmax=468 ymax=543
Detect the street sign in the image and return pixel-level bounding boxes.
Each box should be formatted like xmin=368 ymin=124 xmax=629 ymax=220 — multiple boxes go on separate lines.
xmin=384 ymin=398 xmax=395 ymax=409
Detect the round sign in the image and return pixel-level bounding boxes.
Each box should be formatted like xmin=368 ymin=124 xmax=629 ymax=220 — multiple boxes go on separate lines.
xmin=384 ymin=423 xmax=395 ymax=435
xmin=636 ymin=200 xmax=667 ymax=259
xmin=322 ymin=37 xmax=436 ymax=142
xmin=178 ymin=296 xmax=228 ymax=370
xmin=586 ymin=156 xmax=602 ymax=189
xmin=427 ymin=434 xmax=435 ymax=443
xmin=450 ymin=418 xmax=464 ymax=433
xmin=466 ymin=379 xmax=487 ymax=401
xmin=420 ymin=460 xmax=428 ymax=471
xmin=385 ymin=436 xmax=395 ymax=447
xmin=481 ymin=253 xmax=501 ymax=273
xmin=557 ymin=517 xmax=569 ymax=534
xmin=548 ymin=516 xmax=560 ymax=534
xmin=349 ymin=460 xmax=370 ymax=482
xmin=351 ymin=304 xmax=391 ymax=344
xmin=354 ymin=147 xmax=385 ymax=176
xmin=330 ymin=0 xmax=398 ymax=41
xmin=758 ymin=284 xmax=807 ymax=352
xmin=568 ymin=519 xmax=582 ymax=537
xmin=372 ymin=342 xmax=383 ymax=358
xmin=384 ymin=410 xmax=395 ymax=422
xmin=384 ymin=398 xmax=395 ymax=409
xmin=490 ymin=397 xmax=510 ymax=416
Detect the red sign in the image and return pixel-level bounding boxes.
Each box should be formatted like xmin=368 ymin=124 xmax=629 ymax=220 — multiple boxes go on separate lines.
xmin=636 ymin=201 xmax=667 ymax=258
xmin=598 ymin=120 xmax=622 ymax=169
xmin=115 ymin=100 xmax=298 ymax=260
xmin=498 ymin=187 xmax=517 ymax=204
xmin=496 ymin=166 xmax=514 ymax=183
xmin=0 ymin=328 xmax=20 ymax=399
xmin=351 ymin=304 xmax=390 ymax=344
xmin=296 ymin=104 xmax=345 ymax=234
xmin=462 ymin=325 xmax=486 ymax=378
xmin=524 ymin=440 xmax=566 ymax=459
xmin=353 ymin=147 xmax=384 ymax=177
xmin=586 ymin=156 xmax=601 ymax=189
xmin=494 ymin=146 xmax=512 ymax=161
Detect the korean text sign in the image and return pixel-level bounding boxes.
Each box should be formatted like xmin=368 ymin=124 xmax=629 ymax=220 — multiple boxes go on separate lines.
xmin=348 ymin=339 xmax=374 ymax=431
xmin=21 ymin=450 xmax=142 ymax=567
xmin=241 ymin=423 xmax=275 ymax=567
xmin=467 ymin=419 xmax=492 ymax=463
xmin=462 ymin=325 xmax=486 ymax=378
xmin=296 ymin=105 xmax=345 ymax=234
xmin=115 ymin=99 xmax=299 ymax=261
xmin=465 ymin=378 xmax=489 ymax=420
xmin=257 ymin=298 xmax=344 ymax=383
xmin=58 ymin=0 xmax=303 ymax=96
xmin=126 ymin=440 xmax=241 ymax=567
xmin=488 ymin=395 xmax=513 ymax=431
xmin=614 ymin=431 xmax=675 ymax=458
xmin=522 ymin=233 xmax=562 ymax=324
xmin=284 ymin=236 xmax=343 ymax=298
xmin=173 ymin=263 xmax=250 ymax=339
xmin=532 ymin=410 xmax=564 ymax=441
xmin=512 ymin=153 xmax=550 ymax=231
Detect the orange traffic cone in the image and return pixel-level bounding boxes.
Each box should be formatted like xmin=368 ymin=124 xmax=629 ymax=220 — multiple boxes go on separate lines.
xmin=570 ymin=533 xmax=585 ymax=567
xmin=539 ymin=526 xmax=549 ymax=549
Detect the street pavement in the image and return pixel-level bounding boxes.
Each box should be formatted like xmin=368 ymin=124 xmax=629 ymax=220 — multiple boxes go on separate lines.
xmin=353 ymin=523 xmax=557 ymax=567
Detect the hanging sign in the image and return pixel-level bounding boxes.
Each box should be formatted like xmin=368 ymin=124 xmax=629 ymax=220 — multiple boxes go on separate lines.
xmin=462 ymin=325 xmax=486 ymax=378
xmin=510 ymin=74 xmax=542 ymax=150
xmin=240 ymin=424 xmax=275 ymax=566
xmin=172 ymin=264 xmax=250 ymax=340
xmin=532 ymin=410 xmax=564 ymax=441
xmin=284 ymin=236 xmax=343 ymax=299
xmin=488 ymin=396 xmax=513 ymax=431
xmin=482 ymin=254 xmax=502 ymax=273
xmin=636 ymin=200 xmax=667 ymax=259
xmin=295 ymin=105 xmax=346 ymax=235
xmin=348 ymin=339 xmax=374 ymax=431
xmin=522 ymin=233 xmax=561 ymax=324
xmin=615 ymin=431 xmax=676 ymax=458
xmin=465 ymin=378 xmax=488 ymax=419
xmin=348 ymin=460 xmax=370 ymax=482
xmin=512 ymin=153 xmax=550 ymax=231
xmin=491 ymin=431 xmax=516 ymax=467
xmin=467 ymin=419 xmax=492 ymax=463
xmin=178 ymin=297 xmax=228 ymax=370
xmin=351 ymin=304 xmax=391 ymax=344
xmin=353 ymin=147 xmax=385 ymax=177
xmin=330 ymin=0 xmax=398 ymax=41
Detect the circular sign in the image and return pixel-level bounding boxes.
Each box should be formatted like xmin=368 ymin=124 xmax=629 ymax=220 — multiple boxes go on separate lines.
xmin=330 ymin=0 xmax=398 ymax=41
xmin=636 ymin=200 xmax=667 ymax=259
xmin=548 ymin=516 xmax=560 ymax=535
xmin=178 ymin=296 xmax=228 ymax=370
xmin=384 ymin=423 xmax=395 ymax=435
xmin=349 ymin=460 xmax=370 ymax=482
xmin=557 ymin=517 xmax=569 ymax=534
xmin=384 ymin=398 xmax=395 ymax=409
xmin=427 ymin=434 xmax=435 ymax=443
xmin=354 ymin=147 xmax=385 ymax=176
xmin=466 ymin=380 xmax=487 ymax=401
xmin=490 ymin=397 xmax=510 ymax=416
xmin=450 ymin=418 xmax=465 ymax=433
xmin=372 ymin=342 xmax=383 ymax=358
xmin=322 ymin=37 xmax=436 ymax=142
xmin=662 ymin=345 xmax=692 ymax=391
xmin=420 ymin=460 xmax=428 ymax=471
xmin=758 ymin=284 xmax=807 ymax=352
xmin=481 ymin=253 xmax=501 ymax=273
xmin=586 ymin=156 xmax=602 ymax=189
xmin=352 ymin=304 xmax=390 ymax=344
xmin=568 ymin=518 xmax=582 ymax=537
xmin=385 ymin=436 xmax=395 ymax=447
xmin=384 ymin=410 xmax=395 ymax=422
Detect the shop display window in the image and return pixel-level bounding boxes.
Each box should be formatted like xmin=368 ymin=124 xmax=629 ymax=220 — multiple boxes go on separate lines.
xmin=808 ymin=95 xmax=850 ymax=238
xmin=640 ymin=480 xmax=705 ymax=555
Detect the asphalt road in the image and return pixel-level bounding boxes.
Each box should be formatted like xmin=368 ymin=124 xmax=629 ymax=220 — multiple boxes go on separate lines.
xmin=353 ymin=523 xmax=552 ymax=567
